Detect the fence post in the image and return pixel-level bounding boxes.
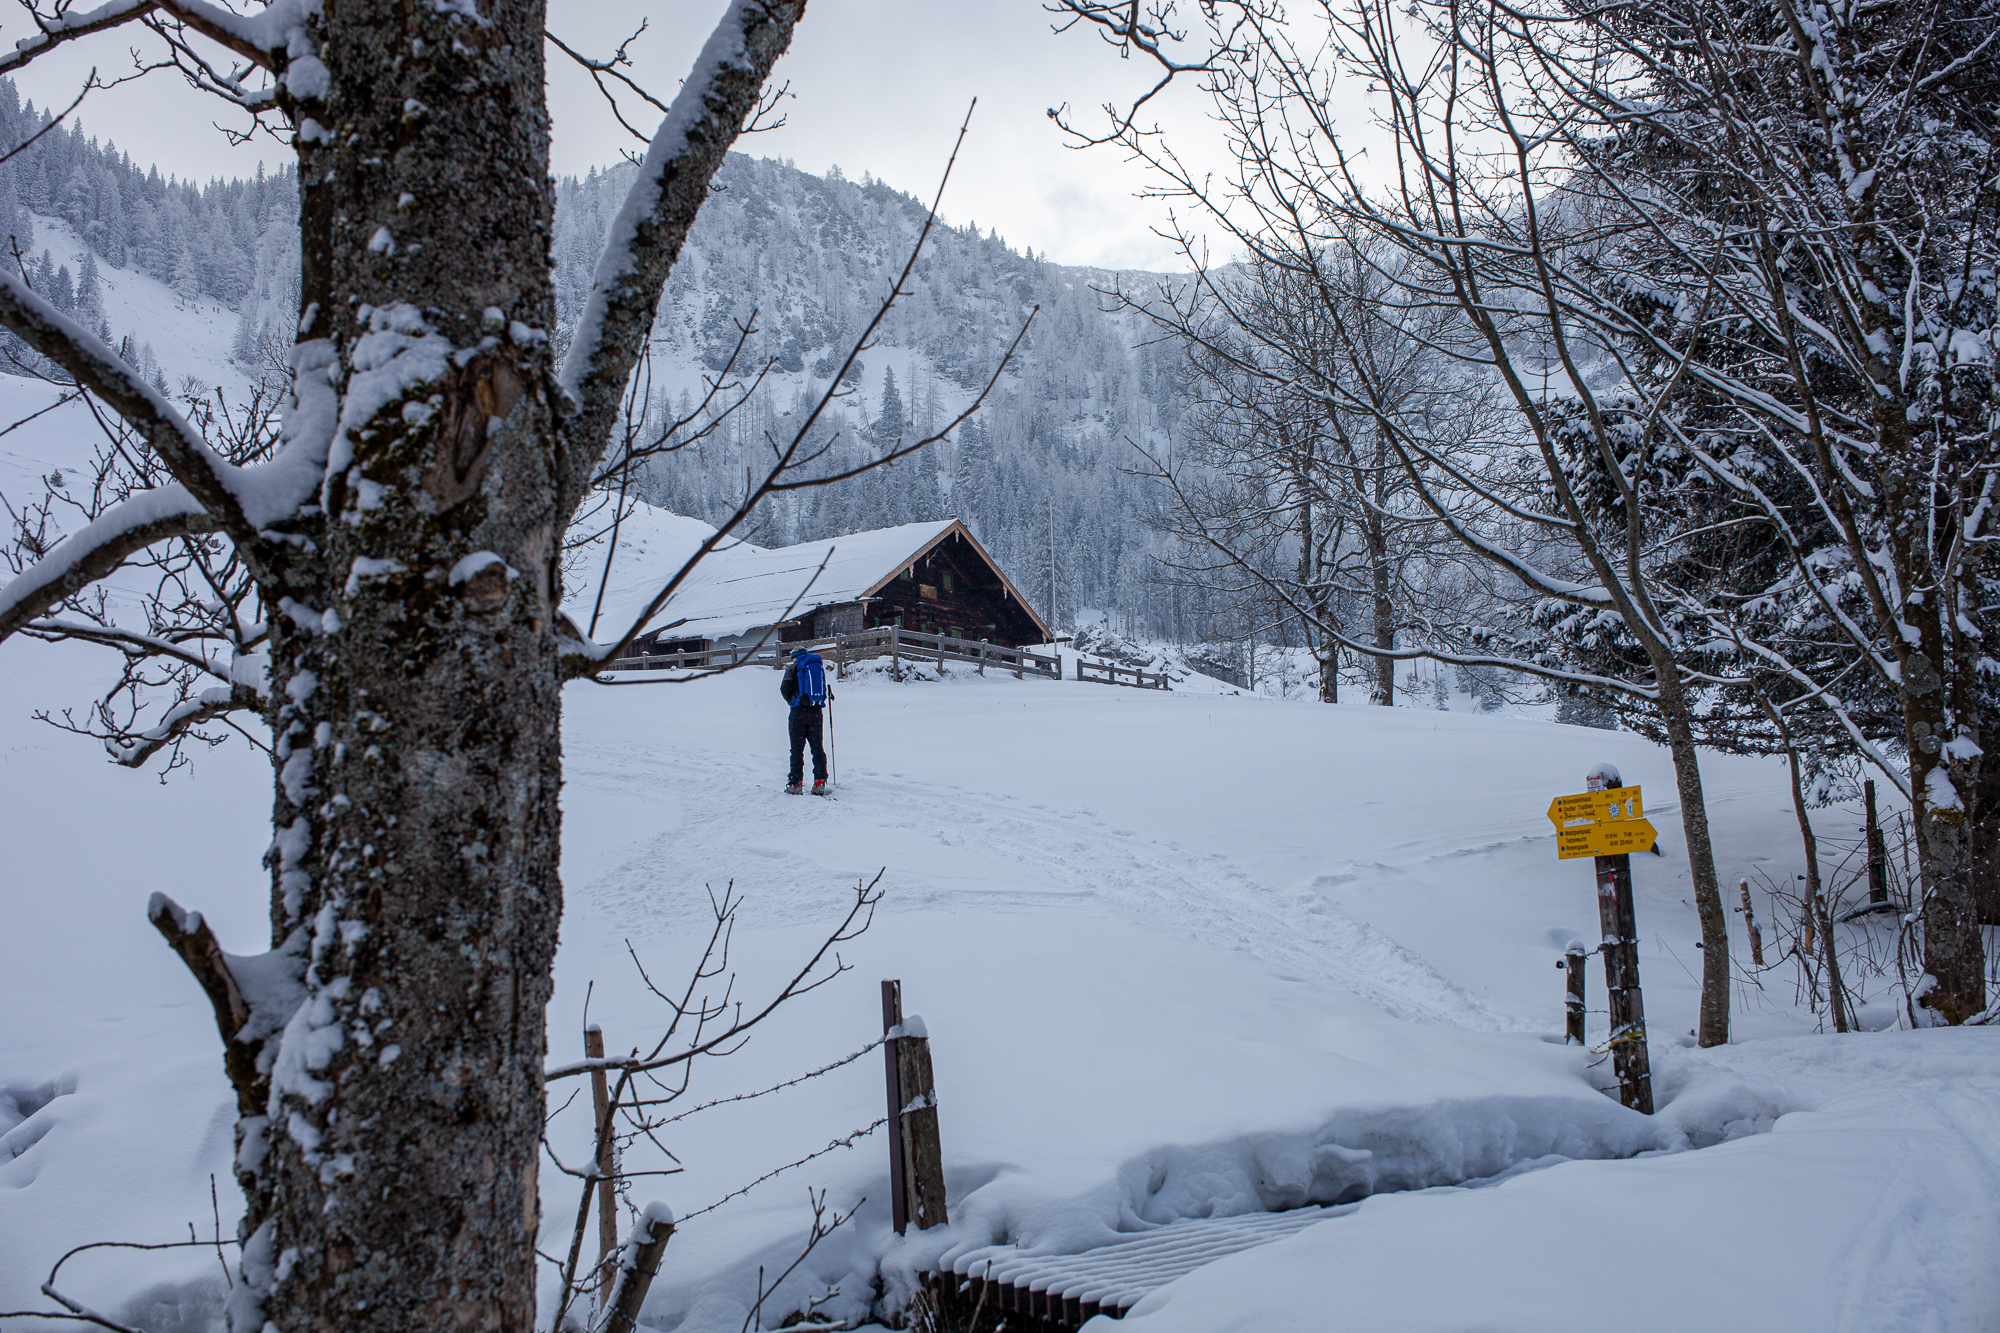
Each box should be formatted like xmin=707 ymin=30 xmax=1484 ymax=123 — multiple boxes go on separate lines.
xmin=584 ymin=1025 xmax=619 ymax=1302
xmin=882 ymin=980 xmax=909 ymax=1234
xmin=600 ymin=1204 xmax=674 ymax=1333
xmin=890 ymin=624 xmax=901 ymax=681
xmin=1738 ymin=878 xmax=1764 ymax=966
xmin=1589 ymin=768 xmax=1653 ymax=1114
xmin=881 ymin=979 xmax=948 ymax=1233
xmin=1865 ymin=779 xmax=1890 ymax=908
xmin=1561 ymin=943 xmax=1587 ymax=1045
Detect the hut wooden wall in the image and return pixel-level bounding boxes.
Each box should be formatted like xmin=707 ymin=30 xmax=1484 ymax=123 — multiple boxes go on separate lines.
xmin=866 ymin=531 xmax=1044 ymax=646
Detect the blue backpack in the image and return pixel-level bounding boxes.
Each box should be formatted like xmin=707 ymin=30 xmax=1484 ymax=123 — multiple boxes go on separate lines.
xmin=792 ymin=652 xmax=829 ymax=707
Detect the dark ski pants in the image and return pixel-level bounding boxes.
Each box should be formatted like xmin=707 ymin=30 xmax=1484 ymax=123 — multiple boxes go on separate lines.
xmin=788 ymin=706 xmax=827 ymax=785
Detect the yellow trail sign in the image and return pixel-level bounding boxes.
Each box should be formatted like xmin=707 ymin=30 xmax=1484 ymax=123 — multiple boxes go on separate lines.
xmin=1547 ymin=788 xmax=1644 ymax=828
xmin=1554 ymin=817 xmax=1658 ymax=860
xmin=1547 ymin=786 xmax=1653 ymax=860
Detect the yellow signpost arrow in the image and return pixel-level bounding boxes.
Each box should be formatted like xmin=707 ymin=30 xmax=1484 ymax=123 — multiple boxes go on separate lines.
xmin=1547 ymin=785 xmax=1651 ymax=860
xmin=1554 ymin=816 xmax=1658 ymax=859
xmin=1547 ymin=788 xmax=1643 ymax=829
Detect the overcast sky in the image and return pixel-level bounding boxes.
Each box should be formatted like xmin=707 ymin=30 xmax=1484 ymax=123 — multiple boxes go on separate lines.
xmin=0 ymin=1 xmax=1232 ymax=272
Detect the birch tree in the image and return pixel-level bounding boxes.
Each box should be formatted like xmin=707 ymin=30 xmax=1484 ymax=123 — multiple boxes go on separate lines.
xmin=0 ymin=2 xmax=826 ymax=1328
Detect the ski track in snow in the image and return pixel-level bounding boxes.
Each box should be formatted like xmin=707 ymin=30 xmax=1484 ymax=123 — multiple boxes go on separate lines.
xmin=568 ymin=740 xmax=1529 ymax=1033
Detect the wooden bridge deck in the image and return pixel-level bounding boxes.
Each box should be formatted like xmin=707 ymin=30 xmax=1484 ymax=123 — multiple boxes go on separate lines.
xmin=938 ymin=1204 xmax=1349 ymax=1327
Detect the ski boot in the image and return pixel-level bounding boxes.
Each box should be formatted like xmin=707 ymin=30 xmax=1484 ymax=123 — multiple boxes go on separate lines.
xmin=784 ymin=781 xmax=804 ymax=795
xmin=812 ymin=778 xmax=829 ymax=796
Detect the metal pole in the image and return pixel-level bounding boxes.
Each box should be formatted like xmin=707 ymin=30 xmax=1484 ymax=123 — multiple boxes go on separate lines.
xmin=882 ymin=980 xmax=908 ymax=1235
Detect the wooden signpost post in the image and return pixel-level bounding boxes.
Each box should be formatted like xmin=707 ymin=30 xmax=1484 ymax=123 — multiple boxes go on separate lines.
xmin=1547 ymin=767 xmax=1655 ymax=1114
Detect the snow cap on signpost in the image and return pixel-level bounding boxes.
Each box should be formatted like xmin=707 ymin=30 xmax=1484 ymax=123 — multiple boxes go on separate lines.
xmin=1586 ymin=762 xmax=1621 ymax=792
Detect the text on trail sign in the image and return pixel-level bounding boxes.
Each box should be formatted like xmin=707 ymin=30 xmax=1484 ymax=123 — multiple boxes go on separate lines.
xmin=1546 ymin=786 xmax=1657 ymax=860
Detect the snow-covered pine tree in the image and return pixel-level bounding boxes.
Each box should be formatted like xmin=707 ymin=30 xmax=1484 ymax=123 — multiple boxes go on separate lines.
xmin=229 ymin=307 xmax=257 ymax=364
xmin=74 ymin=251 xmax=106 ymax=340
xmin=874 ymin=364 xmax=906 ymax=446
xmin=47 ymin=261 xmax=72 ymax=315
xmin=169 ymin=244 xmax=200 ymax=304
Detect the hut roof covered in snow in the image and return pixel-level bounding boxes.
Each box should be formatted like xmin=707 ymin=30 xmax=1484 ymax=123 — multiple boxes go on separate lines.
xmin=565 ymin=505 xmax=1050 ymax=648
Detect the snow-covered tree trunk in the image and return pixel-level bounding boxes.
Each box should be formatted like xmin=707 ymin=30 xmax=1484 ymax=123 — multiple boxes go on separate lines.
xmin=1652 ymin=672 xmax=1733 ymax=1040
xmin=0 ymin=0 xmax=809 ymax=1327
xmin=234 ymin=6 xmax=566 ymax=1327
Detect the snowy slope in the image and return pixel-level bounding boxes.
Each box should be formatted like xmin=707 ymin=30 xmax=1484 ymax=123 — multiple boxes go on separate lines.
xmin=24 ymin=213 xmax=257 ymax=398
xmin=551 ymin=671 xmax=2000 ymax=1331
xmin=4 ymin=633 xmax=1998 ymax=1330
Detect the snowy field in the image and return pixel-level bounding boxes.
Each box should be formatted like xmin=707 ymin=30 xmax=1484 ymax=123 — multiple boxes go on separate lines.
xmin=5 ymin=620 xmax=2000 ymax=1329
xmin=0 ymin=358 xmax=1996 ymax=1332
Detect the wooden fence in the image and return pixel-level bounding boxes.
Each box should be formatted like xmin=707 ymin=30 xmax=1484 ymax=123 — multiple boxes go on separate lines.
xmin=1075 ymin=658 xmax=1172 ymax=690
xmin=604 ymin=625 xmax=1061 ymax=681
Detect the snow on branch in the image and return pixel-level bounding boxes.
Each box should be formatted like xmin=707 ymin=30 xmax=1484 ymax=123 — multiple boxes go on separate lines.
xmin=0 ymin=0 xmax=303 ymax=75
xmin=556 ymin=0 xmax=805 ymax=515
xmin=91 ymin=682 xmax=262 ymax=768
xmin=0 ymin=484 xmax=213 ymax=645
xmin=0 ymin=272 xmax=327 ymax=544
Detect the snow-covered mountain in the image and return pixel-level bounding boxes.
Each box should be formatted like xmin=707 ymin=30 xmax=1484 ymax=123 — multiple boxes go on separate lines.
xmin=0 ymin=80 xmax=298 ymax=394
xmin=0 ymin=93 xmax=1188 ymax=635
xmin=552 ymin=154 xmax=1187 ymax=633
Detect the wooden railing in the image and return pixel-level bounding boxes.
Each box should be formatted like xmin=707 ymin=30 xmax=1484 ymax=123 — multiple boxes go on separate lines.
xmin=603 ymin=625 xmax=1061 ymax=680
xmin=1075 ymin=657 xmax=1171 ymax=690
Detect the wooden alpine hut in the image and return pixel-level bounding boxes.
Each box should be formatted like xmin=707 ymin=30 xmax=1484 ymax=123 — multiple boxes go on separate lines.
xmin=633 ymin=518 xmax=1050 ymax=657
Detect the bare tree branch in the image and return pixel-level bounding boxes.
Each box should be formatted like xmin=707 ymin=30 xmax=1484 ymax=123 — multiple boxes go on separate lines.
xmin=558 ymin=0 xmax=810 ymax=515
xmin=0 ymin=487 xmax=215 ymax=645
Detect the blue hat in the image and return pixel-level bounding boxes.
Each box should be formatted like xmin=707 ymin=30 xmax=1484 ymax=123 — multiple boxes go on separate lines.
xmin=789 ymin=646 xmax=806 ymax=657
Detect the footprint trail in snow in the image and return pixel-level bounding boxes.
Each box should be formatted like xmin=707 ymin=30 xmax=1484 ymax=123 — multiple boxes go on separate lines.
xmin=568 ymin=739 xmax=1532 ymax=1033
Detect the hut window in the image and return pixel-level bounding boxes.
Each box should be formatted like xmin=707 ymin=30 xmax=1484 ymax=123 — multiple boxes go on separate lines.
xmin=942 ymin=572 xmax=953 ymax=591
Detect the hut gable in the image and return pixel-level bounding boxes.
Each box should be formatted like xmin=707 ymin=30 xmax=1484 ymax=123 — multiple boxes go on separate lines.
xmin=624 ymin=517 xmax=1049 ymax=650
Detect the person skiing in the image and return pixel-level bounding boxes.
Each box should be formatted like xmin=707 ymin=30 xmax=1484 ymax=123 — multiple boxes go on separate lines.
xmin=780 ymin=645 xmax=832 ymax=795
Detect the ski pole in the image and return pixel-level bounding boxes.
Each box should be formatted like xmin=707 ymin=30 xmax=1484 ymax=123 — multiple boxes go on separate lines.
xmin=827 ymin=698 xmax=836 ymax=788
